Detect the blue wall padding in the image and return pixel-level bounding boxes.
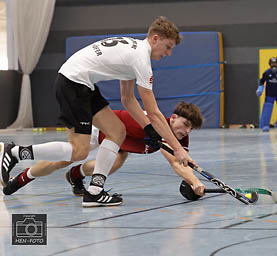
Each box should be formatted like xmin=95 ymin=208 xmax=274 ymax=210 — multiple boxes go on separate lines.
xmin=66 ymin=32 xmax=223 ymax=128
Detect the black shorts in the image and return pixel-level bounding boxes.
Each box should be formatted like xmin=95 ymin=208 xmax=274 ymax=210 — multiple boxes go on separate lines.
xmin=55 ymin=73 xmax=109 ymax=134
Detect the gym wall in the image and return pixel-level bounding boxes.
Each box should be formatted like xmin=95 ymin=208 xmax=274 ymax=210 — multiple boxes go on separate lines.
xmin=1 ymin=0 xmax=277 ymax=128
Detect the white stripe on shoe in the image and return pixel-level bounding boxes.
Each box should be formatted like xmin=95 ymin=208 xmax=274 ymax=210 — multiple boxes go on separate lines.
xmin=98 ymin=195 xmax=111 ymax=203
xmin=0 ymin=143 xmax=18 ymax=186
xmin=0 ymin=143 xmax=4 ymax=186
xmin=106 ymin=197 xmax=112 ymax=203
xmin=3 ymin=153 xmax=12 ymax=171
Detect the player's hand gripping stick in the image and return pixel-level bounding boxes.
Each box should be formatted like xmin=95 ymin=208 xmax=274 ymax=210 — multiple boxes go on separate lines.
xmin=158 ymin=142 xmax=258 ymax=205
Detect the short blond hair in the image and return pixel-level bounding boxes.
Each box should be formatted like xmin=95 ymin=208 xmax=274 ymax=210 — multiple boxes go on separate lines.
xmin=147 ymin=16 xmax=182 ymax=45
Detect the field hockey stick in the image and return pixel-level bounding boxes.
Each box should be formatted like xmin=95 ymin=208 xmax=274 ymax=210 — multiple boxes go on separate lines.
xmin=158 ymin=142 xmax=258 ymax=204
xmin=180 ymin=180 xmax=258 ymax=202
xmin=205 ymin=188 xmax=277 ymax=203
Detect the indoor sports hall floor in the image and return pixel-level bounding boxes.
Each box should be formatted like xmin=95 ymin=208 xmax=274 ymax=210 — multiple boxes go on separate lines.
xmin=0 ymin=127 xmax=277 ymax=256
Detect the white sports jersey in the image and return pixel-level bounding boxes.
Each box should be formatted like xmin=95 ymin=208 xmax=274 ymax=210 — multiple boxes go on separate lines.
xmin=59 ymin=37 xmax=153 ymax=90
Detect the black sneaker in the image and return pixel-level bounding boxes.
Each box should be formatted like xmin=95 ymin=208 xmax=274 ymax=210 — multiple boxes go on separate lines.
xmin=3 ymin=175 xmax=21 ymax=195
xmin=82 ymin=189 xmax=123 ymax=207
xmin=0 ymin=143 xmax=18 ymax=187
xmin=65 ymin=168 xmax=85 ymax=196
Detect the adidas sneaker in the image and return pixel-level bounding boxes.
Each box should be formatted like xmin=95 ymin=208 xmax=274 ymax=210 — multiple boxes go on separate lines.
xmin=65 ymin=168 xmax=85 ymax=196
xmin=0 ymin=143 xmax=18 ymax=187
xmin=82 ymin=189 xmax=123 ymax=207
xmin=3 ymin=175 xmax=21 ymax=195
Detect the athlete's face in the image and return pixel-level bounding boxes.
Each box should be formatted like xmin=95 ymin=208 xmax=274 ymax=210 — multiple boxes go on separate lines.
xmin=170 ymin=114 xmax=192 ymax=140
xmin=150 ymin=35 xmax=176 ymax=61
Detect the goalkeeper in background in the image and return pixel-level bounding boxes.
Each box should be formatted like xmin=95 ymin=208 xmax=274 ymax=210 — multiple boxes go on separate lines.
xmin=256 ymin=57 xmax=277 ymax=132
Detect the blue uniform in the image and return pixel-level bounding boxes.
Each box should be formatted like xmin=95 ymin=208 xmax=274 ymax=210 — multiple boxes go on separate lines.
xmin=260 ymin=68 xmax=277 ymax=97
xmin=259 ymin=68 xmax=277 ymax=130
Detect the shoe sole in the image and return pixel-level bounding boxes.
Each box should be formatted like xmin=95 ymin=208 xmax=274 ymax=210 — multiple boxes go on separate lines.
xmin=3 ymin=176 xmax=16 ymax=195
xmin=73 ymin=192 xmax=84 ymax=197
xmin=65 ymin=172 xmax=84 ymax=197
xmin=0 ymin=143 xmax=7 ymax=187
xmin=82 ymin=201 xmax=123 ymax=207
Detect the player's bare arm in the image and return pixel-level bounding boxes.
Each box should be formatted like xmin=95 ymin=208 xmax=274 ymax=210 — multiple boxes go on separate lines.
xmin=137 ymin=85 xmax=189 ymax=165
xmin=120 ymin=80 xmax=150 ymax=128
xmin=160 ymin=146 xmax=205 ymax=196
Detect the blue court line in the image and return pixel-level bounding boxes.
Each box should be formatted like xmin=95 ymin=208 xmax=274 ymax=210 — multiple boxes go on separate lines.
xmin=105 ymin=90 xmax=224 ymax=101
xmin=153 ymin=63 xmax=220 ymax=71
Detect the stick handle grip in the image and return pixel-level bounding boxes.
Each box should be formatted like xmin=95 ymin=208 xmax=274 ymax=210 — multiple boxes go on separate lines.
xmin=205 ymin=188 xmax=226 ymax=193
xmin=159 ymin=143 xmax=196 ymax=169
xmin=159 ymin=143 xmax=174 ymax=154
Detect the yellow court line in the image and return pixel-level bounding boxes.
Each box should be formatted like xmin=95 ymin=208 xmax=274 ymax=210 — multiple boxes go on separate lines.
xmin=264 ymin=220 xmax=277 ymax=223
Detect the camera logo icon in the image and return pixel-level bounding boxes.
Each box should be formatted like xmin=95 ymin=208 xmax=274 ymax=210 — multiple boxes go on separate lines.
xmin=12 ymin=214 xmax=47 ymax=245
xmin=16 ymin=217 xmax=43 ymax=238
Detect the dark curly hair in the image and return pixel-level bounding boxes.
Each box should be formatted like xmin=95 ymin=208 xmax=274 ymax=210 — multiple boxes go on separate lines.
xmin=173 ymin=102 xmax=204 ymax=129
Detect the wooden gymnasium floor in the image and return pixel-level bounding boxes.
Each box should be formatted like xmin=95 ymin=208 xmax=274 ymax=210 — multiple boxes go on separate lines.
xmin=0 ymin=127 xmax=277 ymax=256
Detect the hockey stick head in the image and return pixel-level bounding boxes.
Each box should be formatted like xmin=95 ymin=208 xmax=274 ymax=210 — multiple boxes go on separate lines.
xmin=179 ymin=180 xmax=202 ymax=201
xmin=249 ymin=191 xmax=259 ymax=204
xmin=270 ymin=191 xmax=277 ymax=203
xmin=244 ymin=188 xmax=276 ymax=204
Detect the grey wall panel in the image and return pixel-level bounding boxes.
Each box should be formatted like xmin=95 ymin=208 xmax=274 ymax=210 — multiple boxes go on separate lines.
xmin=180 ymin=23 xmax=277 ymax=48
xmin=224 ymin=47 xmax=259 ymax=65
xmin=0 ymin=71 xmax=21 ymax=129
xmin=51 ymin=1 xmax=277 ymax=31
xmin=224 ymin=64 xmax=259 ymax=124
xmin=31 ymin=70 xmax=61 ymax=127
xmin=214 ymin=23 xmax=277 ymax=48
xmin=55 ymin=0 xmax=226 ymax=7
xmin=36 ymin=53 xmax=65 ymax=70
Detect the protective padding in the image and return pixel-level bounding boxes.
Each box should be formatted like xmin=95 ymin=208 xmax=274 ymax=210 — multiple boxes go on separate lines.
xmin=66 ymin=32 xmax=224 ymax=128
xmin=260 ymin=102 xmax=274 ymax=128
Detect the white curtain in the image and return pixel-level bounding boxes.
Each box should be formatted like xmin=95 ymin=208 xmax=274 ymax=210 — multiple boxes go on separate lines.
xmin=0 ymin=1 xmax=9 ymax=70
xmin=6 ymin=0 xmax=18 ymax=70
xmin=7 ymin=0 xmax=56 ymax=128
